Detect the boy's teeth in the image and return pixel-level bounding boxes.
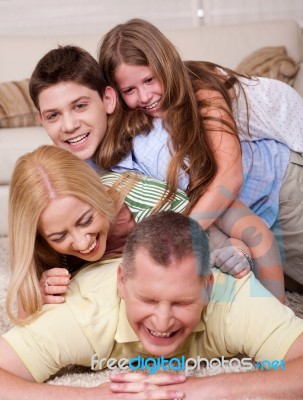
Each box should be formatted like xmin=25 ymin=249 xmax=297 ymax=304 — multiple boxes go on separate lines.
xmin=68 ymin=133 xmax=88 ymax=145
xmin=79 ymin=239 xmax=97 ymax=254
xmin=149 ymin=329 xmax=173 ymax=338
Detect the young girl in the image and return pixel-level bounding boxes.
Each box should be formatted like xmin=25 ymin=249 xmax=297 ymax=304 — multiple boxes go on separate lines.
xmin=98 ymin=18 xmax=303 ymax=220
xmin=97 ymin=18 xmax=303 ymax=289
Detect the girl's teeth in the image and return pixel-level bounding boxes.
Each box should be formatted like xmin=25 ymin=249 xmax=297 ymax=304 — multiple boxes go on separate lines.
xmin=145 ymin=101 xmax=158 ymax=110
xmin=79 ymin=239 xmax=97 ymax=254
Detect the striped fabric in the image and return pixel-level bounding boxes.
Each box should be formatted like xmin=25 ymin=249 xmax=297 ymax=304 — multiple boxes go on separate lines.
xmin=0 ymin=79 xmax=40 ymax=128
xmin=101 ymin=172 xmax=188 ymax=222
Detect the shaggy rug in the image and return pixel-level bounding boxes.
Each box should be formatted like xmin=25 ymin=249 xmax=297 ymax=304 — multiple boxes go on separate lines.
xmin=1 ymin=236 xmax=303 ymax=390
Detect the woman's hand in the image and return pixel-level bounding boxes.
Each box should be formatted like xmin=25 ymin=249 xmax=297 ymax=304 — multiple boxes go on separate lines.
xmin=211 ymin=246 xmax=252 ymax=278
xmin=40 ymin=268 xmax=71 ymax=304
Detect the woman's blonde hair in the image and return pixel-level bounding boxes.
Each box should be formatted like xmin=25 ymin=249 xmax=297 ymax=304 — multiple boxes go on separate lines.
xmin=7 ymin=145 xmax=122 ymax=324
xmin=98 ymin=18 xmax=244 ymax=210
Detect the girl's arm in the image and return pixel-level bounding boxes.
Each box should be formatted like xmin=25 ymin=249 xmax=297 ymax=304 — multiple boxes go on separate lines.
xmin=217 ymin=198 xmax=285 ymax=302
xmin=189 ymin=88 xmax=243 ymax=229
xmin=188 ymin=89 xmax=284 ymax=300
xmin=208 ymin=225 xmax=252 ymax=279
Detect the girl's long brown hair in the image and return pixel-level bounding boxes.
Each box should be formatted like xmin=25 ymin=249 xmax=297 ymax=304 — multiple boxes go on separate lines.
xmin=97 ymin=19 xmax=245 ymax=211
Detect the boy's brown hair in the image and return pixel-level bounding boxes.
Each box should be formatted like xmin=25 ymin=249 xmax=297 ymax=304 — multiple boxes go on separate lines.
xmin=29 ymin=45 xmax=107 ymax=110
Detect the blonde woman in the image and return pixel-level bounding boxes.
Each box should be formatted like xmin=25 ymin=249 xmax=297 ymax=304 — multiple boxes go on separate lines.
xmin=8 ymin=145 xmax=257 ymax=324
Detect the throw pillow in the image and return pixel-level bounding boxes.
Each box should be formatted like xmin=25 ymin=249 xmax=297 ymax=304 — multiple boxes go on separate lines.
xmin=0 ymin=79 xmax=40 ymax=128
xmin=236 ymin=46 xmax=300 ymax=86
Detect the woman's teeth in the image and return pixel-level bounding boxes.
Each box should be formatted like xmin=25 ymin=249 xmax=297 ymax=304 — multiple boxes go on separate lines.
xmin=79 ymin=238 xmax=97 ymax=254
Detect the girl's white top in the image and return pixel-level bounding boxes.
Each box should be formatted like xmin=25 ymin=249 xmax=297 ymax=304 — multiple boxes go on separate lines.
xmin=234 ymin=76 xmax=303 ymax=152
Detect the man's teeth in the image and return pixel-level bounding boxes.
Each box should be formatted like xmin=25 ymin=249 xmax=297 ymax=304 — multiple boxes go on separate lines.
xmin=79 ymin=239 xmax=97 ymax=254
xmin=145 ymin=101 xmax=159 ymax=110
xmin=149 ymin=329 xmax=173 ymax=338
xmin=67 ymin=133 xmax=88 ymax=145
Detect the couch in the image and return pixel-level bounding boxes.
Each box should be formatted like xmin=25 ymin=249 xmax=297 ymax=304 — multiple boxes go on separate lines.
xmin=1 ymin=18 xmax=303 ymax=235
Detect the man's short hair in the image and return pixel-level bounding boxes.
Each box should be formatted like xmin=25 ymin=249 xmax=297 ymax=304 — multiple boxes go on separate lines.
xmin=29 ymin=45 xmax=108 ymax=110
xmin=122 ymin=211 xmax=210 ymax=279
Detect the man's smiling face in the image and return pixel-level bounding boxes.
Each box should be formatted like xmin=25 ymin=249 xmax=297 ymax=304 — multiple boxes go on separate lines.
xmin=118 ymin=247 xmax=209 ymax=357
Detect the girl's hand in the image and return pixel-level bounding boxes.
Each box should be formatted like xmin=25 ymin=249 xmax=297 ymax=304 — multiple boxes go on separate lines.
xmin=210 ymin=246 xmax=253 ymax=278
xmin=110 ymin=372 xmax=186 ymax=399
xmin=40 ymin=268 xmax=71 ymax=304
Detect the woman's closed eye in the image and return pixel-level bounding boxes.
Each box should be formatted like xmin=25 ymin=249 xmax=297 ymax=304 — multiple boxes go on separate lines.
xmin=51 ymin=233 xmax=67 ymax=243
xmin=79 ymin=215 xmax=94 ymax=227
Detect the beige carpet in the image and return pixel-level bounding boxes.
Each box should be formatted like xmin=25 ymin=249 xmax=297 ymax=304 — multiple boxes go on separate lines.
xmin=1 ymin=236 xmax=303 ymax=389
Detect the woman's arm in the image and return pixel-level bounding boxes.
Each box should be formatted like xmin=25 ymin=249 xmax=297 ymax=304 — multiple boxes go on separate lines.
xmin=39 ymin=268 xmax=70 ymax=305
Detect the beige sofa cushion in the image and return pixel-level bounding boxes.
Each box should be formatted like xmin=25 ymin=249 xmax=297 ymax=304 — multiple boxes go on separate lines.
xmin=236 ymin=46 xmax=300 ymax=86
xmin=0 ymin=79 xmax=40 ymax=128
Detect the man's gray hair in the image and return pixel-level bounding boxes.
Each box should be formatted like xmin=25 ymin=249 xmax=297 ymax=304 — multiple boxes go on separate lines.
xmin=122 ymin=211 xmax=210 ymax=279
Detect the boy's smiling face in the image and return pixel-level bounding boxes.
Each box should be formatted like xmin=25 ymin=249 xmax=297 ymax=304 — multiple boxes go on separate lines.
xmin=38 ymin=81 xmax=116 ymax=161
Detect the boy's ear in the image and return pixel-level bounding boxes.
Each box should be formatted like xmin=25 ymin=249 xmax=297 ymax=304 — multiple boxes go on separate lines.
xmin=103 ymin=86 xmax=117 ymax=115
xmin=117 ymin=264 xmax=125 ymax=299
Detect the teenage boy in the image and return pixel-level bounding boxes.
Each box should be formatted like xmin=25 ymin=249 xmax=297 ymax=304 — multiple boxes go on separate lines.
xmin=0 ymin=211 xmax=303 ymax=399
xmin=29 ymin=45 xmax=116 ymax=165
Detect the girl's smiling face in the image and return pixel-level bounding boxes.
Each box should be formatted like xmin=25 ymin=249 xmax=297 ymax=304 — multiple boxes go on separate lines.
xmin=38 ymin=195 xmax=110 ymax=262
xmin=115 ymin=63 xmax=163 ymax=117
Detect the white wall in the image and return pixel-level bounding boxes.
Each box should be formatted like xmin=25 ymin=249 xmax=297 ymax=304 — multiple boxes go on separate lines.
xmin=0 ymin=0 xmax=302 ymax=36
xmin=203 ymin=0 xmax=303 ymax=27
xmin=0 ymin=0 xmax=198 ymax=36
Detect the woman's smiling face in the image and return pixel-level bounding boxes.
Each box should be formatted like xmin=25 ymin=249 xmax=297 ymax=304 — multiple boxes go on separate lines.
xmin=38 ymin=195 xmax=110 ymax=262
